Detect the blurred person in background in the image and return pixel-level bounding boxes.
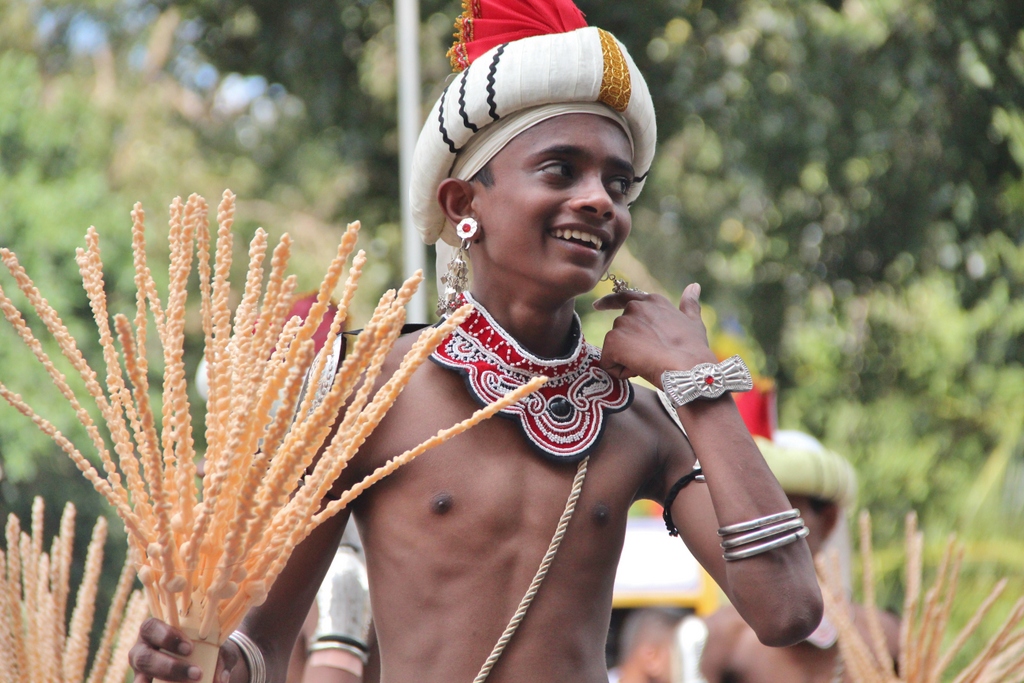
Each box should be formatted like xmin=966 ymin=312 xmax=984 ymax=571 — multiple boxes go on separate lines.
xmin=609 ymin=608 xmax=685 ymax=683
xmin=699 ymin=430 xmax=899 ymax=683
xmin=300 ymin=527 xmax=373 ymax=683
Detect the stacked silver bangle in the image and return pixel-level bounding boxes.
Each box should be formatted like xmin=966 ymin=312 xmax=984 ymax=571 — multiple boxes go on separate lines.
xmin=309 ymin=636 xmax=369 ymax=662
xmin=718 ymin=509 xmax=809 ymax=561
xmin=228 ymin=630 xmax=267 ymax=683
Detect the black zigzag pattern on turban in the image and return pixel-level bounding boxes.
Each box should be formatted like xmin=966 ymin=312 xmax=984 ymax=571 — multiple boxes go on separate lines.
xmin=485 ymin=43 xmax=508 ymax=122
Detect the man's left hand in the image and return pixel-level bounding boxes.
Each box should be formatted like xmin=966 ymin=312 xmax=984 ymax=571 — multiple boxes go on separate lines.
xmin=594 ymin=283 xmax=718 ymax=385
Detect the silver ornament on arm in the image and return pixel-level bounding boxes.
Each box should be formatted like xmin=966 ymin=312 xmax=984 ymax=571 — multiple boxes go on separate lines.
xmin=660 ymin=355 xmax=753 ymax=408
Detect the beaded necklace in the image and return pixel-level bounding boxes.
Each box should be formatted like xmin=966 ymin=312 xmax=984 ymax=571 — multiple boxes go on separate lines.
xmin=430 ymin=292 xmax=632 ymax=461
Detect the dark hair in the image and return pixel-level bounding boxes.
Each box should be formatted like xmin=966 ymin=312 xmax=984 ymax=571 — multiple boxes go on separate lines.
xmin=471 ymin=163 xmax=495 ymax=187
xmin=808 ymin=496 xmax=834 ymax=514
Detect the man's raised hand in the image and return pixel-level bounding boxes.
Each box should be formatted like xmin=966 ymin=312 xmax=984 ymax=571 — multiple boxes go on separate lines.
xmin=593 ymin=283 xmax=717 ymax=385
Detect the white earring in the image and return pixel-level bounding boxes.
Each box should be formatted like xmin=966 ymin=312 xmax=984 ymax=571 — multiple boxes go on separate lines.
xmin=456 ymin=217 xmax=479 ymax=240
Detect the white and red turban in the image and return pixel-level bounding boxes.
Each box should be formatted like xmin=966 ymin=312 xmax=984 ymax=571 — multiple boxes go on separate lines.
xmin=410 ymin=0 xmax=657 ymax=250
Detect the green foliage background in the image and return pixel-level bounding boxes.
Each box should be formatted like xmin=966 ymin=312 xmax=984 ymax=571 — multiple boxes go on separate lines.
xmin=0 ymin=0 xmax=1022 ymax=675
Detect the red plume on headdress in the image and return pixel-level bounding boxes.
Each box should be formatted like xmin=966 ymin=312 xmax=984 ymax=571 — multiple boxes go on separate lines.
xmin=286 ymin=292 xmax=339 ymax=354
xmin=448 ymin=0 xmax=589 ymax=71
xmin=734 ymin=385 xmax=776 ymax=440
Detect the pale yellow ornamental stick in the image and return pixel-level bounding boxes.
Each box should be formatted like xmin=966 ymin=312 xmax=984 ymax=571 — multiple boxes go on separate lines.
xmin=0 ymin=191 xmax=546 ymax=683
xmin=0 ymin=498 xmax=145 ymax=683
xmin=818 ymin=511 xmax=1024 ymax=683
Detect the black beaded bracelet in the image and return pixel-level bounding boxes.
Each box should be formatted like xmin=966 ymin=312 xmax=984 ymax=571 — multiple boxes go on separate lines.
xmin=662 ymin=466 xmax=705 ymax=537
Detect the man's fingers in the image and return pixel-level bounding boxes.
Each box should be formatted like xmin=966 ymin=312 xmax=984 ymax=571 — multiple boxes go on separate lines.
xmin=599 ymin=360 xmax=631 ymax=379
xmin=597 ymin=350 xmax=636 ymax=380
xmin=139 ymin=617 xmax=193 ymax=655
xmin=678 ymin=283 xmax=701 ymax=316
xmin=593 ymin=290 xmax=648 ymax=311
xmin=605 ymin=364 xmax=635 ymax=380
xmin=221 ymin=642 xmax=240 ymax=671
xmin=131 ymin=619 xmax=202 ymax=682
xmin=129 ymin=642 xmax=201 ymax=682
xmin=216 ymin=640 xmax=241 ymax=683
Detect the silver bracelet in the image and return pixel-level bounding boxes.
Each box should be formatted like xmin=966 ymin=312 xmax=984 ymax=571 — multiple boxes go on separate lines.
xmin=720 ymin=517 xmax=806 ymax=550
xmin=309 ymin=640 xmax=368 ymax=662
xmin=228 ymin=630 xmax=267 ymax=683
xmin=718 ymin=508 xmax=801 ymax=537
xmin=661 ymin=355 xmax=753 ymax=407
xmin=723 ymin=526 xmax=809 ymax=561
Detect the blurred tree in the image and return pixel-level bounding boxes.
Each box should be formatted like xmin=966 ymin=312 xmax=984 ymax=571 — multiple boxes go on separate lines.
xmin=0 ymin=0 xmax=380 ymax=644
xmin=2 ymin=0 xmax=1024 ymax=667
xmin=630 ymin=0 xmax=1024 ymax=363
xmin=778 ymin=228 xmax=1024 ymax=662
xmin=165 ymin=0 xmax=1024 ymax=356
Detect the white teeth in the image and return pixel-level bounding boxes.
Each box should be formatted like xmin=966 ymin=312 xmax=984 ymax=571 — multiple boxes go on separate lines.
xmin=551 ymin=229 xmax=603 ymax=250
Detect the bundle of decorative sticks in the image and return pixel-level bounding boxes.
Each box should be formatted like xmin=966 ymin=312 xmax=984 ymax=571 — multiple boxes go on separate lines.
xmin=0 ymin=497 xmax=149 ymax=683
xmin=0 ymin=191 xmax=544 ymax=682
xmin=818 ymin=511 xmax=1024 ymax=683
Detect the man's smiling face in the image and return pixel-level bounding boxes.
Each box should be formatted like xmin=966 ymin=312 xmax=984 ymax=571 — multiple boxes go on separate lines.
xmin=465 ymin=113 xmax=634 ymax=299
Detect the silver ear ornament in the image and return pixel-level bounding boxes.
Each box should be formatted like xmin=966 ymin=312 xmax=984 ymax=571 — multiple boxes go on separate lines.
xmin=437 ymin=218 xmax=479 ymax=317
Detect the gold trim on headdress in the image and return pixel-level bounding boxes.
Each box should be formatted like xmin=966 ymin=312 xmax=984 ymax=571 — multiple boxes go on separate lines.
xmin=414 ymin=25 xmax=657 ymax=249
xmin=598 ymin=29 xmax=631 ymax=112
xmin=448 ymin=0 xmax=481 ymax=72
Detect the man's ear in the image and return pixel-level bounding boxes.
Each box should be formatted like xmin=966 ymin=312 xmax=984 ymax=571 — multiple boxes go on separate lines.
xmin=437 ymin=178 xmax=477 ymax=227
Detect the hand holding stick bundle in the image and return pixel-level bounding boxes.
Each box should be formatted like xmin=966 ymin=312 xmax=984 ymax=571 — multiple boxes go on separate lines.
xmin=0 ymin=191 xmax=546 ymax=683
xmin=0 ymin=497 xmax=149 ymax=683
xmin=818 ymin=511 xmax=1024 ymax=683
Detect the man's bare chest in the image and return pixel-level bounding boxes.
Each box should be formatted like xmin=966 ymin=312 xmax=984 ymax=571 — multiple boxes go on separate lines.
xmin=348 ymin=363 xmax=663 ymax=553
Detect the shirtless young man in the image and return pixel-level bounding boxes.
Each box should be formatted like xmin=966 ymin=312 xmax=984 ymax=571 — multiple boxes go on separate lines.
xmin=699 ymin=431 xmax=900 ymax=683
xmin=129 ymin=2 xmax=822 ymax=682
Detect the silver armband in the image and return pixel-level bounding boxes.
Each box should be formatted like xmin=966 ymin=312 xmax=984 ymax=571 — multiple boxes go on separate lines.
xmin=722 ymin=527 xmax=809 ymax=561
xmin=717 ymin=508 xmax=809 ymax=562
xmin=661 ymin=355 xmax=753 ymax=408
xmin=718 ymin=509 xmax=800 ymax=537
xmin=312 ymin=543 xmax=371 ymax=661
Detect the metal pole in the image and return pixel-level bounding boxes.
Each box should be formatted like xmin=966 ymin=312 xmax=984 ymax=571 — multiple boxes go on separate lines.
xmin=396 ymin=0 xmax=426 ymax=321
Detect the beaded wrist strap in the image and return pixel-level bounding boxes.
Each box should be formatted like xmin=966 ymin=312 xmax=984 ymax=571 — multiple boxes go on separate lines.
xmin=662 ymin=466 xmax=706 ymax=537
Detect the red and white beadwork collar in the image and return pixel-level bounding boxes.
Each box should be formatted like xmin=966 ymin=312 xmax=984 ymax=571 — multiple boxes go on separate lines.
xmin=430 ymin=292 xmax=633 ymax=462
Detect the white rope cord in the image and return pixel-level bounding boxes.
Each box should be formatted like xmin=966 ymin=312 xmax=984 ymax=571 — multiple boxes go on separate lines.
xmin=473 ymin=456 xmax=590 ymax=683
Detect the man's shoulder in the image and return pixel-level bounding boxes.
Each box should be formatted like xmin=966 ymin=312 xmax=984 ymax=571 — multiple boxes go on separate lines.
xmin=619 ymin=383 xmax=694 ymax=460
xmin=366 ymin=324 xmax=438 ymax=373
xmin=625 ymin=384 xmax=682 ymax=433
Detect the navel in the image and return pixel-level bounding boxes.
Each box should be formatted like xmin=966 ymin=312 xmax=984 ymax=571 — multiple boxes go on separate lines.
xmin=430 ymin=491 xmax=455 ymax=515
xmin=592 ymin=501 xmax=611 ymax=526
